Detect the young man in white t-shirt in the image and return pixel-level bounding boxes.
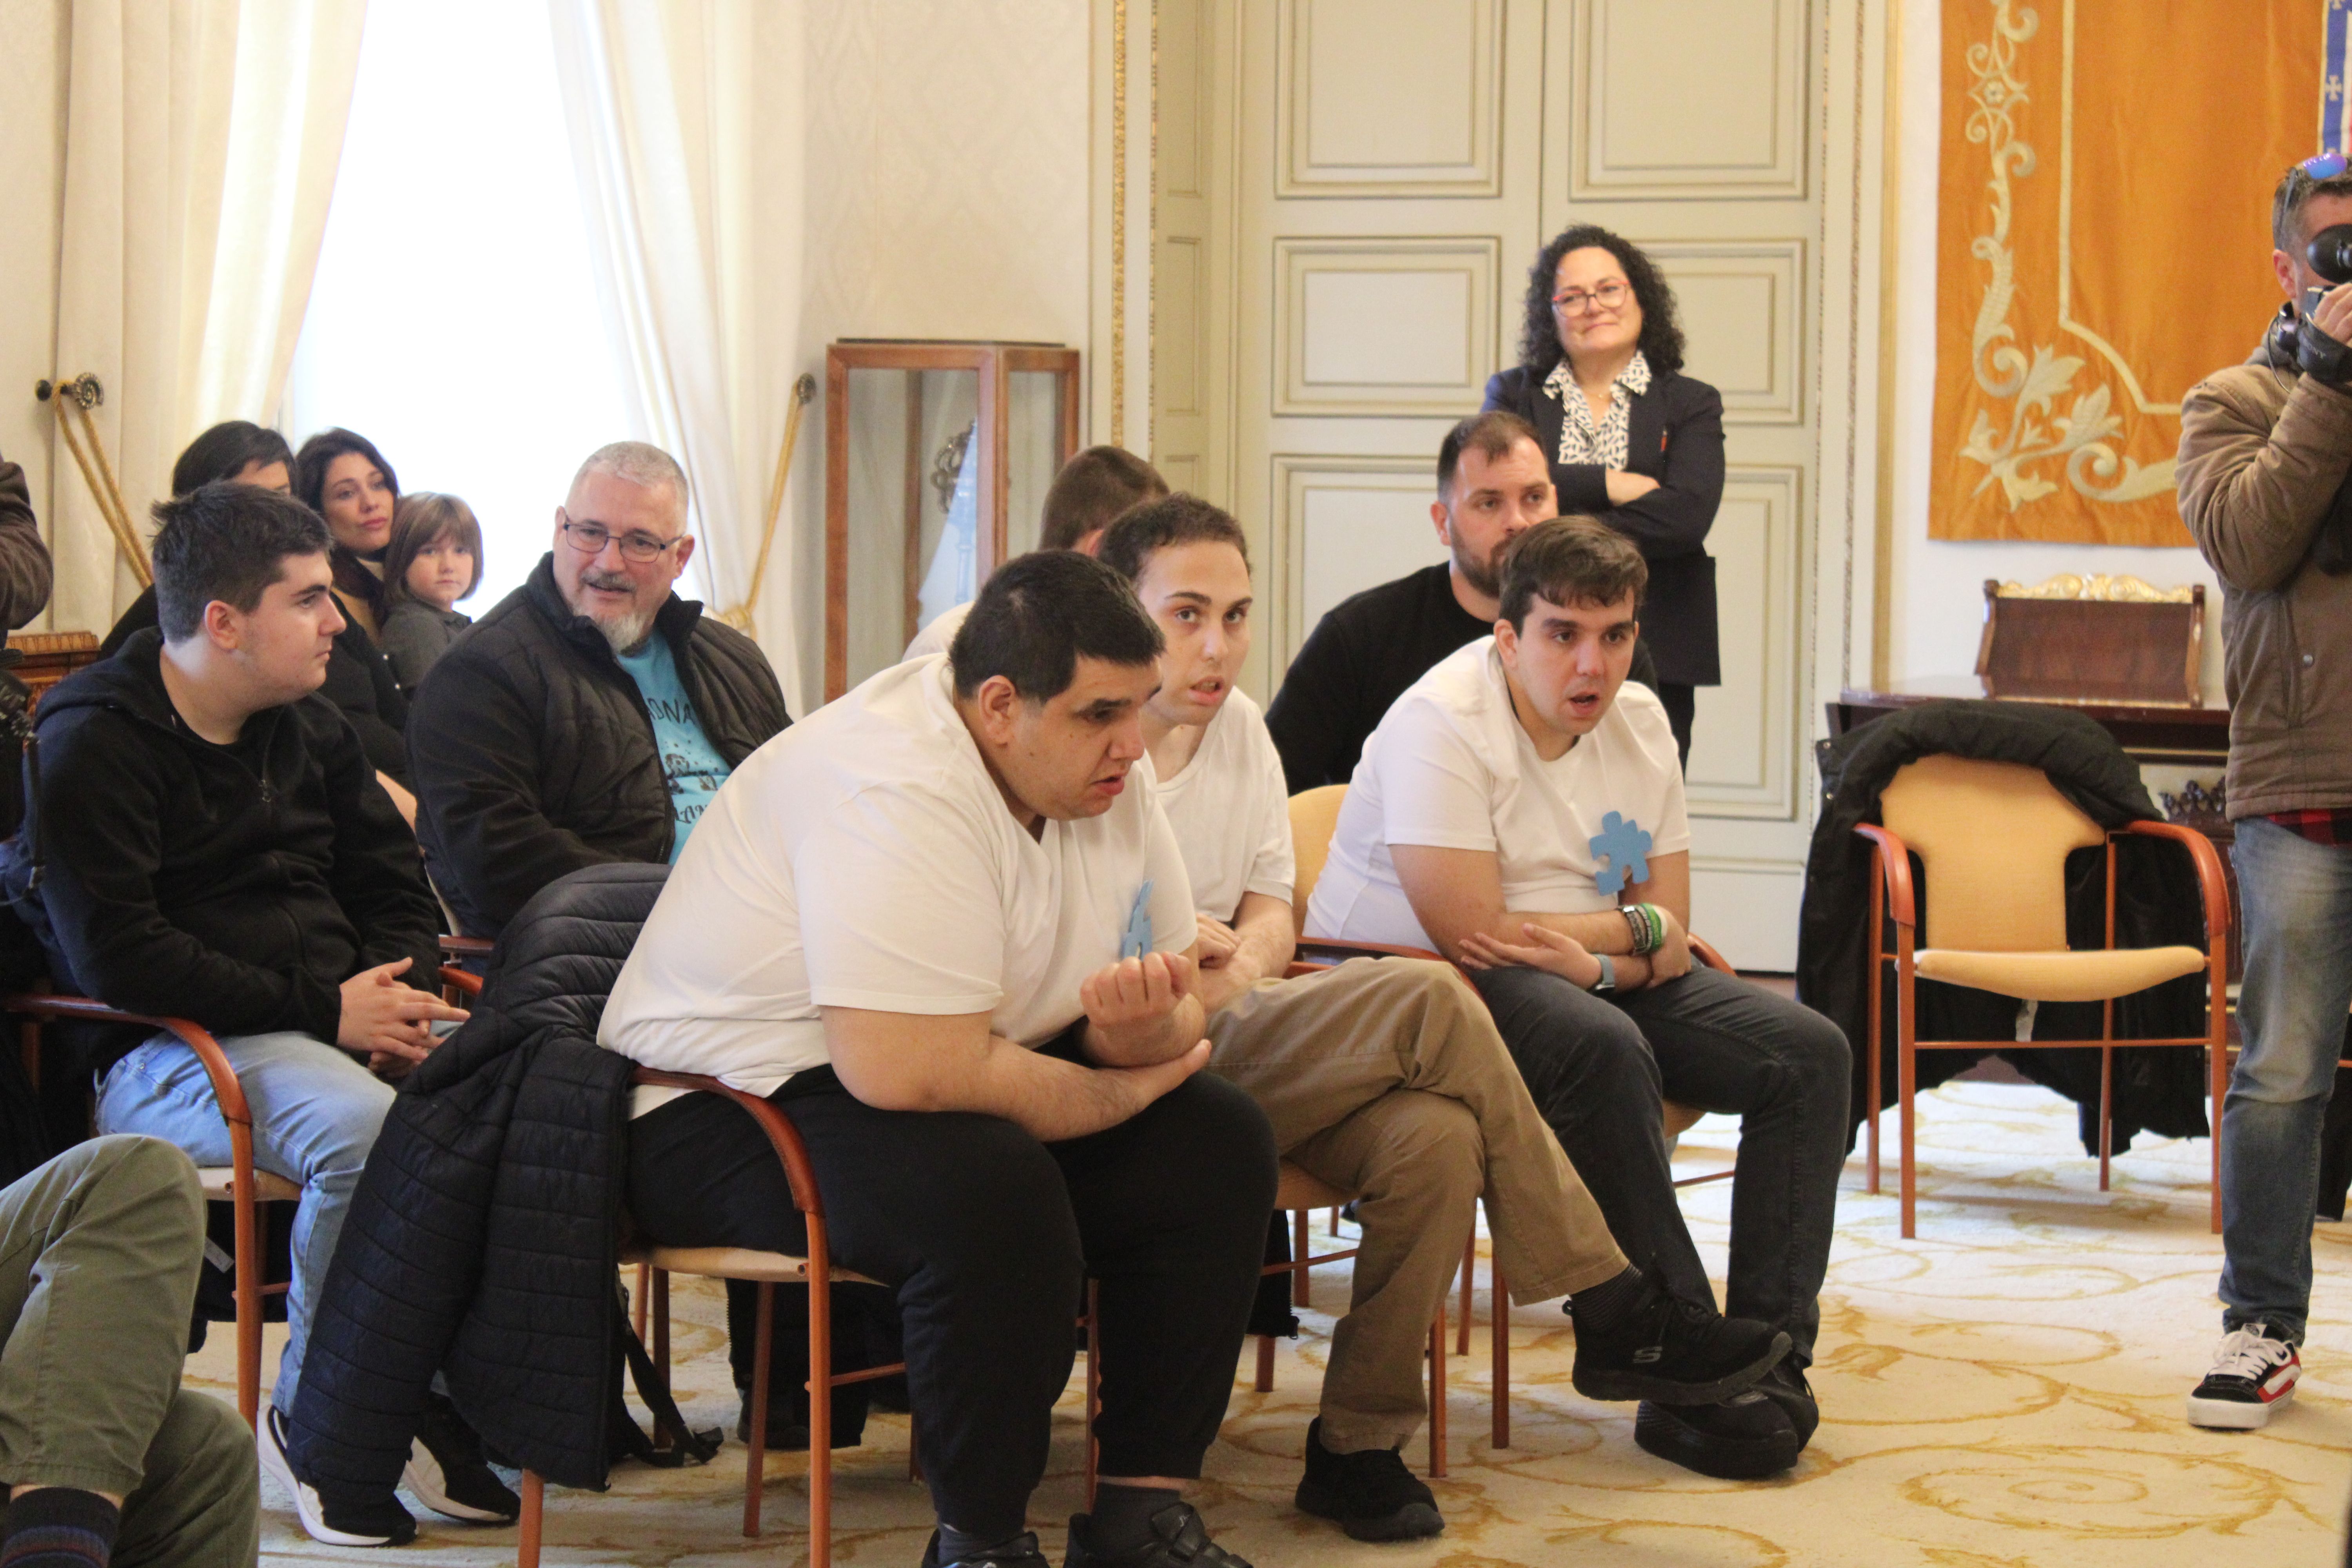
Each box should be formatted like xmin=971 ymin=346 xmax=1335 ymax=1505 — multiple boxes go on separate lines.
xmin=1307 ymin=517 xmax=1849 ymax=1482
xmin=602 ymin=552 xmax=1272 ymax=1568
xmin=1103 ymin=500 xmax=1790 ymax=1538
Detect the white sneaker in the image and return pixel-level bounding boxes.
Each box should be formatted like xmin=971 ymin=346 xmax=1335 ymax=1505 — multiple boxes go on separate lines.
xmin=2185 ymin=1323 xmax=2301 ymax=1430
xmin=257 ymin=1405 xmax=417 ymax=1546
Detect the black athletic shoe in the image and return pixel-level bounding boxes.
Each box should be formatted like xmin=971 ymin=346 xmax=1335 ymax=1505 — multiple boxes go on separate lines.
xmin=258 ymin=1406 xmax=418 ymax=1547
xmin=405 ymin=1391 xmax=520 ymax=1524
xmin=1066 ymin=1499 xmax=1252 ymax=1568
xmin=735 ymin=1400 xmax=812 ymax=1450
xmin=1754 ymin=1362 xmax=1819 ymax=1452
xmin=1293 ymin=1417 xmax=1443 ymax=1541
xmin=921 ymin=1529 xmax=1051 ymax=1568
xmin=2186 ymin=1322 xmax=2302 ymax=1430
xmin=1633 ymin=1391 xmax=1800 ymax=1479
xmin=1570 ymin=1275 xmax=1789 ymax=1405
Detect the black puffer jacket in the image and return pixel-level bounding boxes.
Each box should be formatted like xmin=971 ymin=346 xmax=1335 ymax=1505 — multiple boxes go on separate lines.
xmin=0 ymin=631 xmax=438 ymax=1078
xmin=1797 ymin=700 xmax=2216 ymax=1154
xmin=287 ymin=863 xmax=668 ymax=1494
xmin=408 ymin=555 xmax=788 ymax=941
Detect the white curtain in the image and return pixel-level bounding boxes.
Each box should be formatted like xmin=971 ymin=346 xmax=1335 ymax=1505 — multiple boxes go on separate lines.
xmin=48 ymin=0 xmax=368 ymax=635
xmin=548 ymin=0 xmax=808 ymax=710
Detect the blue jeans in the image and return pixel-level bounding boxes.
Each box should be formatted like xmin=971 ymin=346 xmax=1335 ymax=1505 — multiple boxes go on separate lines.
xmin=94 ymin=1031 xmax=394 ymax=1412
xmin=2221 ymin=817 xmax=2352 ymax=1341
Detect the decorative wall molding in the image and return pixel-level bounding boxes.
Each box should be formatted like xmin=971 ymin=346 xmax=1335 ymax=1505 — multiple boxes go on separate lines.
xmin=1269 ymin=454 xmax=1438 ymax=668
xmin=1568 ymin=0 xmax=1809 ymax=201
xmin=1686 ymin=463 xmax=1804 ymax=819
xmin=1156 ymin=234 xmax=1205 ymax=416
xmin=1639 ymin=239 xmax=1807 ymax=424
xmin=1274 ymin=236 xmax=1499 ymax=415
xmin=1277 ymin=0 xmax=1503 ymax=197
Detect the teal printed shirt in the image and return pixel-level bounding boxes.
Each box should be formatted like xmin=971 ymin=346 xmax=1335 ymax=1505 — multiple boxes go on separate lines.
xmin=614 ymin=635 xmax=733 ymax=860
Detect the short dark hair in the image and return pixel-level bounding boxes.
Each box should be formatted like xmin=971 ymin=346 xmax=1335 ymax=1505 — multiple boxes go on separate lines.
xmin=171 ymin=421 xmax=295 ymax=497
xmin=2274 ymin=160 xmax=2352 ymax=253
xmin=384 ymin=492 xmax=485 ymax=604
xmin=1437 ymin=410 xmax=1544 ymax=499
xmin=1497 ymin=517 xmax=1648 ymax=630
xmin=1096 ymin=494 xmax=1249 ymax=584
xmin=293 ymin=428 xmax=400 ymax=520
xmin=1516 ymin=225 xmax=1686 ymax=380
xmin=150 ymin=483 xmax=333 ymax=642
xmin=1040 ymin=446 xmax=1170 ymax=551
xmin=949 ymin=551 xmax=1164 ymax=702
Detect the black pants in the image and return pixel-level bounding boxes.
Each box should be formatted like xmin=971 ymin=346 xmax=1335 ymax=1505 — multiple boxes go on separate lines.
xmin=1658 ymin=682 xmax=1696 ymax=769
xmin=628 ymin=1067 xmax=1276 ymax=1538
xmin=1469 ymin=966 xmax=1849 ymax=1365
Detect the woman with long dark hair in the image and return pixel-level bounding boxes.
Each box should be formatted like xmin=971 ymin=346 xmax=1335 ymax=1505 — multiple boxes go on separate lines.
xmin=1483 ymin=225 xmax=1725 ymax=763
xmin=294 ymin=428 xmax=400 ymax=641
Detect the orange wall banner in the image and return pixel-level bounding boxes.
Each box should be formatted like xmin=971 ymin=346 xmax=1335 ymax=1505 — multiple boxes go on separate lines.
xmin=1931 ymin=0 xmax=2318 ymax=544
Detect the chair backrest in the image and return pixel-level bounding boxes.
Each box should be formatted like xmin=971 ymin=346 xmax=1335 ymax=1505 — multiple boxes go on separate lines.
xmin=1286 ymin=784 xmax=1348 ymax=935
xmin=1879 ymin=754 xmax=2103 ymax=952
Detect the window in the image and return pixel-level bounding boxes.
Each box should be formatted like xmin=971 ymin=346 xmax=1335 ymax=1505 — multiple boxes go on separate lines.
xmin=283 ymin=0 xmax=630 ymax=612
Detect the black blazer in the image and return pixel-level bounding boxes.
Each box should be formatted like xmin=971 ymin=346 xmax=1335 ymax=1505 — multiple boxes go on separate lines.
xmin=1483 ymin=364 xmax=1725 ymax=686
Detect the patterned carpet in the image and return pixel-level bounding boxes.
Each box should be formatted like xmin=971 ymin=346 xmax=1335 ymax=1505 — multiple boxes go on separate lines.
xmin=203 ymin=1082 xmax=2352 ymax=1566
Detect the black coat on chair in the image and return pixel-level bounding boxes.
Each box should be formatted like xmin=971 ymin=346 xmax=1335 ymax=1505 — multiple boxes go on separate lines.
xmin=1482 ymin=365 xmax=1725 ymax=688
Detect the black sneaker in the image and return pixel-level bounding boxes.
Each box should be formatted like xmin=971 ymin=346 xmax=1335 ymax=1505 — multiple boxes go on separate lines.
xmin=922 ymin=1528 xmax=1051 ymax=1568
xmin=258 ymin=1406 xmax=417 ymax=1547
xmin=1633 ymin=1392 xmax=1799 ymax=1479
xmin=1066 ymin=1499 xmax=1252 ymax=1568
xmin=1754 ymin=1362 xmax=1820 ymax=1451
xmin=735 ymin=1400 xmax=812 ymax=1450
xmin=1293 ymin=1417 xmax=1443 ymax=1541
xmin=2186 ymin=1322 xmax=2302 ymax=1430
xmin=1570 ymin=1276 xmax=1789 ymax=1405
xmin=404 ymin=1391 xmax=519 ymax=1523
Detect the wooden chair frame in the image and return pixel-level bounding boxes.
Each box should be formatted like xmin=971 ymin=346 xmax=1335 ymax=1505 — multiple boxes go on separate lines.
xmin=1855 ymin=817 xmax=2231 ymax=1238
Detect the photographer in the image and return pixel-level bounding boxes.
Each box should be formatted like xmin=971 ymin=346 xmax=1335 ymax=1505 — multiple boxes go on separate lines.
xmin=2176 ymin=154 xmax=2352 ymax=1432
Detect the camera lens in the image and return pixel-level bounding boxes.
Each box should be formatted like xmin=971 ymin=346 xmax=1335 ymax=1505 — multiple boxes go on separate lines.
xmin=2309 ymin=223 xmax=2352 ymax=284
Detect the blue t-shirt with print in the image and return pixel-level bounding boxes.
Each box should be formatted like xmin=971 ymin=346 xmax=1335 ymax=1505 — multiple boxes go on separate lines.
xmin=614 ymin=634 xmax=732 ymax=860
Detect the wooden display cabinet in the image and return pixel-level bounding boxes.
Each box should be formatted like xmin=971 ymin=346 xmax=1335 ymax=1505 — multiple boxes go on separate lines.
xmin=823 ymin=340 xmax=1082 ymax=701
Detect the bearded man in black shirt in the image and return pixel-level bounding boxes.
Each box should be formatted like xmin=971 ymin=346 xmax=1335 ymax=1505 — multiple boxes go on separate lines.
xmin=1267 ymin=411 xmax=1655 ymax=792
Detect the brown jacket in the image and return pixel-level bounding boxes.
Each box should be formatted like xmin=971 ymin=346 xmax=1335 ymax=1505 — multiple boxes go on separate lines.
xmin=0 ymin=457 xmax=56 ymax=631
xmin=2177 ymin=353 xmax=2352 ymax=818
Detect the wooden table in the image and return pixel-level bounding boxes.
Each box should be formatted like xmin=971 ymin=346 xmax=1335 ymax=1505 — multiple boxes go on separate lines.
xmin=1829 ymin=676 xmax=2228 ymax=763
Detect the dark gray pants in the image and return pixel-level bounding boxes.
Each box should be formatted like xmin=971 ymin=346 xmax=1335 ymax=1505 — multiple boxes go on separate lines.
xmin=1469 ymin=965 xmax=1849 ymax=1365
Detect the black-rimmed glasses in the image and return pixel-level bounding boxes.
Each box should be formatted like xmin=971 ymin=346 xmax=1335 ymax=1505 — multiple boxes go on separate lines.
xmin=559 ymin=515 xmax=683 ymax=563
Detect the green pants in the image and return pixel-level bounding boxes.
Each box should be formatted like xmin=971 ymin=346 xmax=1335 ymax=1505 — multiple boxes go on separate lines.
xmin=0 ymin=1137 xmax=258 ymax=1568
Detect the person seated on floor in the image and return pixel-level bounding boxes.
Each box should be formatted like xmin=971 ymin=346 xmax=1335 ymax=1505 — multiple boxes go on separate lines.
xmin=1265 ymin=411 xmax=1656 ymax=793
xmin=1306 ymin=517 xmax=1849 ymax=1480
xmin=902 ymin=444 xmax=1170 ymax=659
xmin=376 ymin=492 xmax=483 ymax=694
xmin=0 ymin=1137 xmax=260 ymax=1568
xmin=1097 ymin=497 xmax=1787 ymax=1541
xmin=602 ymin=550 xmax=1277 ymax=1568
xmin=0 ymin=482 xmax=501 ymax=1547
xmin=98 ymin=421 xmax=416 ymax=822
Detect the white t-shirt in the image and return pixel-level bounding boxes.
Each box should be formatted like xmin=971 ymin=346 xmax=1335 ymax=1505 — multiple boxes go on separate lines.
xmin=903 ymin=601 xmax=971 ymax=662
xmin=1303 ymin=638 xmax=1688 ymax=951
xmin=1141 ymin=688 xmax=1295 ymax=922
xmin=601 ymin=654 xmax=1197 ymax=1112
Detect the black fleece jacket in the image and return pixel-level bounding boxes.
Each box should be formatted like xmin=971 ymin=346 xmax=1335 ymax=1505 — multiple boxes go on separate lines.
xmin=408 ymin=554 xmax=789 ymax=942
xmin=1 ymin=630 xmax=440 ymax=1076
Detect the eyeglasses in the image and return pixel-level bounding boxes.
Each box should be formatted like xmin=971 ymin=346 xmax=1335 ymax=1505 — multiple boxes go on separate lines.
xmin=559 ymin=514 xmax=683 ymax=563
xmin=2301 ymin=152 xmax=2348 ymax=180
xmin=1551 ymin=280 xmax=1630 ymax=315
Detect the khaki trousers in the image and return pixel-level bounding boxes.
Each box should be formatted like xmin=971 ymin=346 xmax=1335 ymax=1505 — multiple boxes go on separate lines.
xmin=1207 ymin=958 xmax=1625 ymax=1452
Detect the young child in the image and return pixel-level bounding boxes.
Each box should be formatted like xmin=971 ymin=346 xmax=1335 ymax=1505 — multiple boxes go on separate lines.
xmin=379 ymin=492 xmax=482 ymax=692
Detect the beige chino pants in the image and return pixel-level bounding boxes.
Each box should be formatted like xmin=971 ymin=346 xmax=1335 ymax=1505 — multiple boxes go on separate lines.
xmin=1207 ymin=957 xmax=1626 ymax=1452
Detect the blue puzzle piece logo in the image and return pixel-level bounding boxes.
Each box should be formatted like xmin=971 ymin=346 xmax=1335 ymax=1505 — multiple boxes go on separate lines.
xmin=1121 ymin=880 xmax=1156 ymax=959
xmin=1588 ymin=813 xmax=1651 ymax=896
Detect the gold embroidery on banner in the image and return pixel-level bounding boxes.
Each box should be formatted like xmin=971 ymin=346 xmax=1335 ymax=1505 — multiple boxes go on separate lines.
xmin=1956 ymin=0 xmax=2173 ymax=511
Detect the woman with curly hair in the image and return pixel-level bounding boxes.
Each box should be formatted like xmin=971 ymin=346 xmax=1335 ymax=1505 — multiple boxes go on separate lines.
xmin=1483 ymin=225 xmax=1725 ymax=763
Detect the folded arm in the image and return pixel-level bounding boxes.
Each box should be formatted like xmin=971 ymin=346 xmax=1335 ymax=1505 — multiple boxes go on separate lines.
xmin=1390 ymin=843 xmax=1692 ymax=989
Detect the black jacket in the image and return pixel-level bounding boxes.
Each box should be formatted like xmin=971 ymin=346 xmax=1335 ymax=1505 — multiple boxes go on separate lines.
xmin=0 ymin=631 xmax=439 ymax=1077
xmin=408 ymin=554 xmax=789 ymax=941
xmin=1483 ymin=364 xmax=1725 ymax=686
xmin=287 ymin=864 xmax=665 ymax=1494
xmin=1796 ymin=699 xmax=2215 ymax=1153
xmin=100 ymin=580 xmax=413 ymax=786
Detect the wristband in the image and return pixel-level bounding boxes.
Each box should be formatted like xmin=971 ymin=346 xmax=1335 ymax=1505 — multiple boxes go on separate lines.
xmin=1622 ymin=902 xmax=1663 ymax=956
xmin=1638 ymin=903 xmax=1668 ymax=955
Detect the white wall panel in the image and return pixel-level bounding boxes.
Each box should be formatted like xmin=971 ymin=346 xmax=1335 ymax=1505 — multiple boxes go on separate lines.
xmin=1275 ymin=237 xmax=1499 ymax=413
xmin=1273 ymin=456 xmax=1445 ymax=666
xmin=1278 ymin=0 xmax=1502 ymax=195
xmin=1643 ymin=240 xmax=1806 ymax=423
xmin=1570 ymin=0 xmax=1808 ymax=200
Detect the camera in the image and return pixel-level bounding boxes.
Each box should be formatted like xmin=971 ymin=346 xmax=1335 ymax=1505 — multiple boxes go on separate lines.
xmin=2269 ymin=223 xmax=2352 ymax=382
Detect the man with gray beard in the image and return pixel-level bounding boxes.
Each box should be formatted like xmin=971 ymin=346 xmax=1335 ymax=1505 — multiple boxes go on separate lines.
xmin=407 ymin=441 xmax=790 ymax=944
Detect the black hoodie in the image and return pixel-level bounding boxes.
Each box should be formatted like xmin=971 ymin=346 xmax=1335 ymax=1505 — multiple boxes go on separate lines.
xmin=2 ymin=629 xmax=441 ymax=1077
